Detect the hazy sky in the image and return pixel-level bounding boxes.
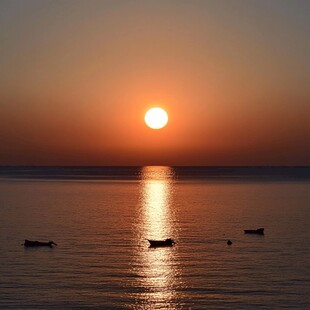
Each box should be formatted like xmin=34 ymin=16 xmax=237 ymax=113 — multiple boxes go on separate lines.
xmin=0 ymin=0 xmax=309 ymax=165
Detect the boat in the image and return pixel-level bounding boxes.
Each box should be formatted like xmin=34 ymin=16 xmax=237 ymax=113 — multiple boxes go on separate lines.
xmin=244 ymin=228 xmax=264 ymax=235
xmin=23 ymin=240 xmax=57 ymax=247
xmin=148 ymin=238 xmax=176 ymax=247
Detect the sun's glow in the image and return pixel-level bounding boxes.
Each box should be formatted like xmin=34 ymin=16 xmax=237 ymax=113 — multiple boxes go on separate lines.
xmin=145 ymin=108 xmax=168 ymax=129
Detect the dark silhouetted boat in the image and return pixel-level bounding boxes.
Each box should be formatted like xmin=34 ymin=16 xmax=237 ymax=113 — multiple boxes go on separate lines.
xmin=244 ymin=228 xmax=264 ymax=235
xmin=148 ymin=238 xmax=176 ymax=247
xmin=23 ymin=240 xmax=57 ymax=247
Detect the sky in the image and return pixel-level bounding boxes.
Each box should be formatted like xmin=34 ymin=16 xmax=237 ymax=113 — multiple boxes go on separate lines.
xmin=0 ymin=0 xmax=309 ymax=166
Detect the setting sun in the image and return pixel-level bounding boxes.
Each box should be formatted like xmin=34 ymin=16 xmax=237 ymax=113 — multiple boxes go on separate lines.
xmin=144 ymin=108 xmax=168 ymax=129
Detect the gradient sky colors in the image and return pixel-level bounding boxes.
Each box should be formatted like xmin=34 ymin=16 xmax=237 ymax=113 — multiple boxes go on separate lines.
xmin=0 ymin=0 xmax=309 ymax=165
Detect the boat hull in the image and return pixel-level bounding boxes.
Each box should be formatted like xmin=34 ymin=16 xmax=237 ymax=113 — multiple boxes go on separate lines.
xmin=244 ymin=228 xmax=264 ymax=235
xmin=23 ymin=240 xmax=57 ymax=247
xmin=148 ymin=238 xmax=175 ymax=247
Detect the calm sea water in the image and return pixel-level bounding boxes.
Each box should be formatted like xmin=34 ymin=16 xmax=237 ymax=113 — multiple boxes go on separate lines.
xmin=0 ymin=166 xmax=309 ymax=309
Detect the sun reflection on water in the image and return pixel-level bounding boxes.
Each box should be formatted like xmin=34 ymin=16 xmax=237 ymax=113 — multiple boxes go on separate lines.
xmin=132 ymin=166 xmax=181 ymax=309
xmin=141 ymin=166 xmax=175 ymax=240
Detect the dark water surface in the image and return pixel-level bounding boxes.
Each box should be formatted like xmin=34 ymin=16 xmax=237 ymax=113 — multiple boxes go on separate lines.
xmin=0 ymin=166 xmax=309 ymax=309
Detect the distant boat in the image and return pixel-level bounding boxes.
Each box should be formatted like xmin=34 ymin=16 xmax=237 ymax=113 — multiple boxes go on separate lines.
xmin=148 ymin=238 xmax=176 ymax=247
xmin=23 ymin=240 xmax=57 ymax=247
xmin=244 ymin=228 xmax=264 ymax=235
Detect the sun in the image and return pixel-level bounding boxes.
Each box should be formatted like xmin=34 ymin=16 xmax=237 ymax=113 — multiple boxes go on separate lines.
xmin=144 ymin=107 xmax=168 ymax=129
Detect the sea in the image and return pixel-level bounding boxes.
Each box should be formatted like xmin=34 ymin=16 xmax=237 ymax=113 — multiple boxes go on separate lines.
xmin=0 ymin=166 xmax=309 ymax=309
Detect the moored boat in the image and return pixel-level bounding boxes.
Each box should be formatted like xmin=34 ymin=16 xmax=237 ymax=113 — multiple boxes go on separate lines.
xmin=23 ymin=240 xmax=57 ymax=247
xmin=244 ymin=228 xmax=264 ymax=235
xmin=148 ymin=238 xmax=176 ymax=247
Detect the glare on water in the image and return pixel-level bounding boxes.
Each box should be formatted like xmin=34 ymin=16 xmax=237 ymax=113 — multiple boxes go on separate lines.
xmin=140 ymin=166 xmax=175 ymax=239
xmin=132 ymin=166 xmax=181 ymax=309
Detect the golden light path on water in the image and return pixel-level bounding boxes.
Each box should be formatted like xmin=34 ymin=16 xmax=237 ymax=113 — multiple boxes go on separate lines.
xmin=132 ymin=166 xmax=181 ymax=309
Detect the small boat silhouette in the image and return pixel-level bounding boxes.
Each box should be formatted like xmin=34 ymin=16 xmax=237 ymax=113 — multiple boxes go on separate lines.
xmin=23 ymin=240 xmax=57 ymax=247
xmin=244 ymin=228 xmax=264 ymax=235
xmin=148 ymin=238 xmax=176 ymax=247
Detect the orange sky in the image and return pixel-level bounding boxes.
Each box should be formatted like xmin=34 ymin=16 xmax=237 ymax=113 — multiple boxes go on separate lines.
xmin=0 ymin=1 xmax=309 ymax=165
